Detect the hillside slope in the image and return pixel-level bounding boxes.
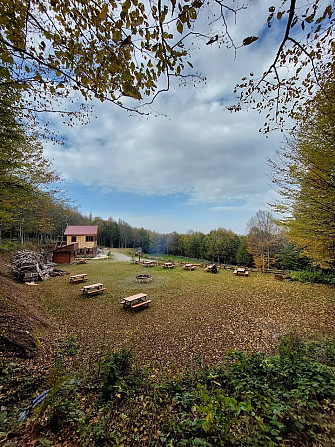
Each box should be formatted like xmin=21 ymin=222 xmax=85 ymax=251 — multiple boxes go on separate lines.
xmin=0 ymin=252 xmax=51 ymax=358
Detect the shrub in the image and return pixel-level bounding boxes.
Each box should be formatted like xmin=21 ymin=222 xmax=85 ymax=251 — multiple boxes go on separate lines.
xmin=289 ymin=270 xmax=335 ymax=285
xmin=163 ymin=335 xmax=335 ymax=446
xmin=100 ymin=348 xmax=132 ymax=402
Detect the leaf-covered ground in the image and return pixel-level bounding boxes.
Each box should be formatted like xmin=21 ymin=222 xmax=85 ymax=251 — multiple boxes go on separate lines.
xmin=29 ymin=257 xmax=335 ymax=374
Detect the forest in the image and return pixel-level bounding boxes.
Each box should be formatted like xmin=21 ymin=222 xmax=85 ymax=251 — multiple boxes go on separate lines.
xmin=0 ymin=1 xmax=335 ymax=446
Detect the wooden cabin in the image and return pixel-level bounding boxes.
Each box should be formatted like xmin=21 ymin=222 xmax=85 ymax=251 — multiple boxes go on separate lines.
xmin=64 ymin=225 xmax=98 ymax=257
xmin=53 ymin=243 xmax=78 ymax=264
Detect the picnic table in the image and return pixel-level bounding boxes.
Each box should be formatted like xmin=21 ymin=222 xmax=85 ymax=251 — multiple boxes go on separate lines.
xmin=205 ymin=264 xmax=218 ymax=273
xmin=234 ymin=267 xmax=249 ymax=277
xmin=70 ymin=274 xmax=88 ymax=283
xmin=142 ymin=260 xmax=156 ymax=267
xmin=121 ymin=293 xmax=152 ymax=311
xmin=162 ymin=262 xmax=175 ymax=269
xmin=82 ymin=283 xmax=106 ymax=296
xmin=77 ymin=258 xmax=87 ymax=264
xmin=183 ymin=263 xmax=195 ymax=271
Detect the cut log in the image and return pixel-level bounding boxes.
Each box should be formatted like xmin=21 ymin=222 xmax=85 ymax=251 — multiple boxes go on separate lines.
xmin=11 ymin=250 xmax=59 ymax=282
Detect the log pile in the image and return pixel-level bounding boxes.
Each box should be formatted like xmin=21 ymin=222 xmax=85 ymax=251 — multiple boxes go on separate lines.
xmin=11 ymin=250 xmax=56 ymax=282
xmin=50 ymin=268 xmax=69 ymax=277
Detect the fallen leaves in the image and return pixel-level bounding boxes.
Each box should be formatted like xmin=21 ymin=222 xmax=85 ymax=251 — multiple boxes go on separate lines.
xmin=7 ymin=259 xmax=335 ymax=374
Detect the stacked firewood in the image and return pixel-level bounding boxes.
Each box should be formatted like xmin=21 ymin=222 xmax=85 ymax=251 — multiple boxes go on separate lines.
xmin=11 ymin=250 xmax=56 ymax=282
xmin=50 ymin=269 xmax=69 ymax=277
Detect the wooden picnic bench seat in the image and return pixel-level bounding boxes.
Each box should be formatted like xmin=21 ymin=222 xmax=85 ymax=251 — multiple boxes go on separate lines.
xmin=131 ymin=299 xmax=152 ymax=310
xmin=85 ymin=287 xmax=106 ymax=296
xmin=71 ymin=278 xmax=87 ymax=283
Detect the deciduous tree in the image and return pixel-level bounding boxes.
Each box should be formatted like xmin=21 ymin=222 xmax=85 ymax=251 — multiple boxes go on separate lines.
xmin=247 ymin=210 xmax=283 ymax=271
xmin=0 ymin=85 xmax=59 ymax=232
xmin=269 ymin=65 xmax=335 ymax=268
xmin=0 ymin=0 xmax=333 ymax=127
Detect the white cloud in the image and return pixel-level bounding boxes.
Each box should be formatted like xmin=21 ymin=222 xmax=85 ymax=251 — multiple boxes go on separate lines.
xmin=43 ymin=0 xmax=289 ymax=233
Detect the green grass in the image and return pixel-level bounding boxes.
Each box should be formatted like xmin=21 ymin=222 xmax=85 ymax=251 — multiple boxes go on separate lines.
xmin=35 ymin=257 xmax=335 ymax=373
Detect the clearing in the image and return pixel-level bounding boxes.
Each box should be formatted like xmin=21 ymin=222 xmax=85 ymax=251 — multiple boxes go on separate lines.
xmin=2 ymin=252 xmax=334 ymax=374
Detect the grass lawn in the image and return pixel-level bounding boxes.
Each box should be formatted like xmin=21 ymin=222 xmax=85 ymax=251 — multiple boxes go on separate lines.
xmin=36 ymin=257 xmax=335 ymax=373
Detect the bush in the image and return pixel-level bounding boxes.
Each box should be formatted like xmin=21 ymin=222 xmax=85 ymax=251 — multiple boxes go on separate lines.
xmin=0 ymin=240 xmax=36 ymax=253
xmin=2 ymin=340 xmax=334 ymax=446
xmin=289 ymin=270 xmax=335 ymax=285
xmin=163 ymin=335 xmax=335 ymax=446
xmin=100 ymin=348 xmax=132 ymax=402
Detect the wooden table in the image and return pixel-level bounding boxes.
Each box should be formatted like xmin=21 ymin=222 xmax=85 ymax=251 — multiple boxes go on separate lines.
xmin=82 ymin=283 xmax=106 ymax=296
xmin=234 ymin=267 xmax=249 ymax=277
xmin=162 ymin=262 xmax=175 ymax=269
xmin=121 ymin=293 xmax=152 ymax=311
xmin=183 ymin=263 xmax=195 ymax=271
xmin=70 ymin=274 xmax=88 ymax=283
xmin=142 ymin=261 xmax=156 ymax=267
xmin=205 ymin=264 xmax=214 ymax=272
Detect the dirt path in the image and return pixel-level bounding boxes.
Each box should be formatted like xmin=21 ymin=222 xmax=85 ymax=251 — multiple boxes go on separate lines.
xmin=109 ymin=250 xmax=132 ymax=262
xmin=95 ymin=248 xmax=132 ymax=262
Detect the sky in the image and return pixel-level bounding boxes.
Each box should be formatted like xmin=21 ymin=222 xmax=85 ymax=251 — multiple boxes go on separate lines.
xmin=44 ymin=1 xmax=288 ymax=236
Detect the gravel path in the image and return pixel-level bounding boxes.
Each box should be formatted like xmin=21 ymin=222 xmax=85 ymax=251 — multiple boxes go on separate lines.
xmin=94 ymin=248 xmax=132 ymax=262
xmin=110 ymin=251 xmax=132 ymax=262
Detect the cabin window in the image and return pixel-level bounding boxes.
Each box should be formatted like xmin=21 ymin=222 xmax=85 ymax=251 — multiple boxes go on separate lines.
xmin=86 ymin=236 xmax=94 ymax=242
xmin=71 ymin=236 xmax=76 ymax=242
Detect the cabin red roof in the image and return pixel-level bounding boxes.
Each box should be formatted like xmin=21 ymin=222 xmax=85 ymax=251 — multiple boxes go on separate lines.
xmin=64 ymin=225 xmax=98 ymax=236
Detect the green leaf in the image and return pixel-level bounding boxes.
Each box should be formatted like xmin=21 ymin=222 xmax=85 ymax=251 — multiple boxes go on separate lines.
xmin=177 ymin=20 xmax=183 ymax=34
xmin=189 ymin=7 xmax=197 ymax=20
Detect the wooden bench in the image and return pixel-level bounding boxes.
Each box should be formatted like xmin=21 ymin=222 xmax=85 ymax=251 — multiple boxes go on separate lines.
xmin=85 ymin=287 xmax=106 ymax=296
xmin=131 ymin=300 xmax=152 ymax=310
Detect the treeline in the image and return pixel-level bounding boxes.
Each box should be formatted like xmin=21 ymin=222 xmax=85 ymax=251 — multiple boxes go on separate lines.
xmin=0 ymin=191 xmax=311 ymax=271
